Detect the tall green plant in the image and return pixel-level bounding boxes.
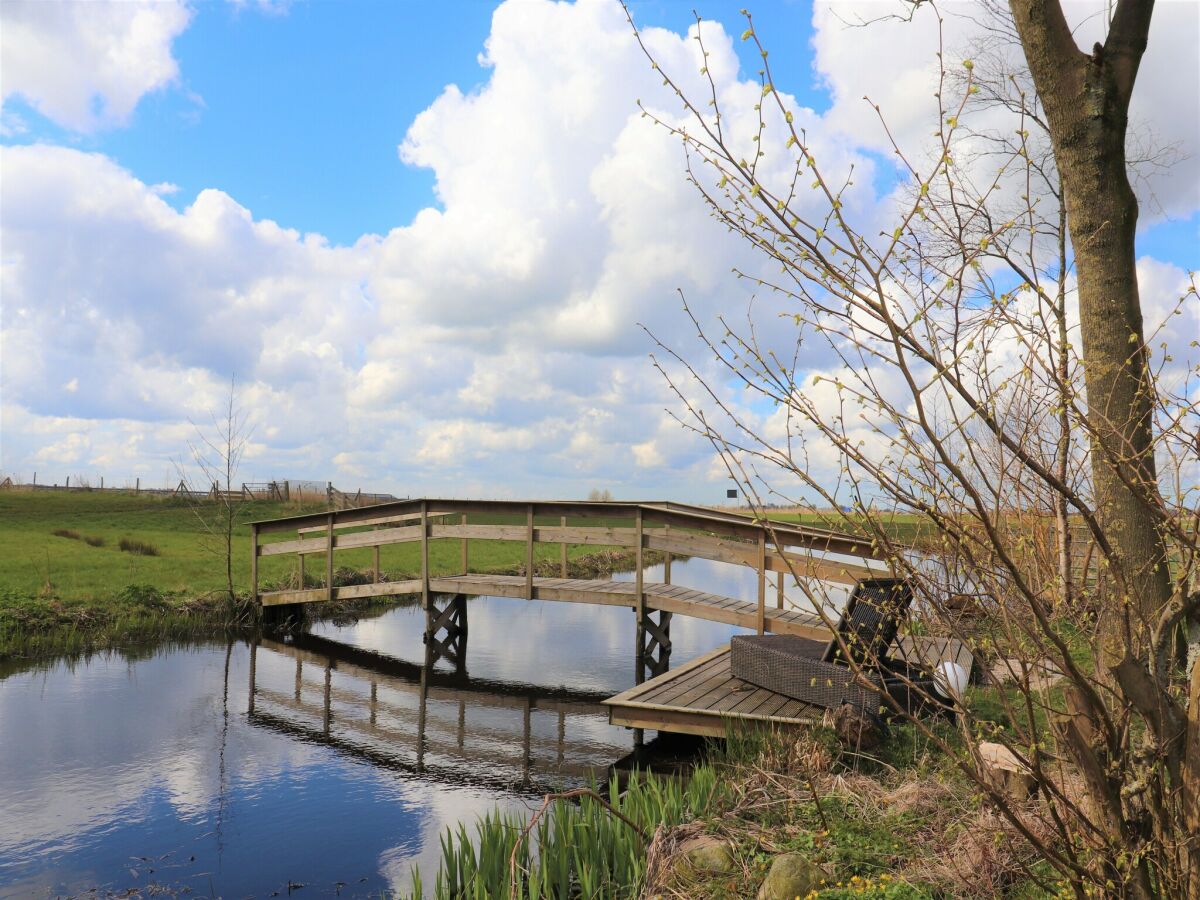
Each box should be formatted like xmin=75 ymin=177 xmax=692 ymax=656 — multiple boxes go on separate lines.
xmin=409 ymin=768 xmax=721 ymax=900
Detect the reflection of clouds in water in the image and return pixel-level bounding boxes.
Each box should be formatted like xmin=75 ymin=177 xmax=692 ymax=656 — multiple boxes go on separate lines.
xmin=378 ymin=784 xmax=520 ymax=895
xmin=0 ymin=645 xmax=356 ymax=884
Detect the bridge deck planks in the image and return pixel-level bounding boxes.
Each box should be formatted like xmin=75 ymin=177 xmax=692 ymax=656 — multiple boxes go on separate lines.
xmin=425 ymin=574 xmax=830 ymax=640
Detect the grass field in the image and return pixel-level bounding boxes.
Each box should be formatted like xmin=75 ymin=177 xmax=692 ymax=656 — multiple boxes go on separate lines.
xmin=0 ymin=490 xmax=643 ymax=601
xmin=0 ymin=490 xmax=648 ymax=653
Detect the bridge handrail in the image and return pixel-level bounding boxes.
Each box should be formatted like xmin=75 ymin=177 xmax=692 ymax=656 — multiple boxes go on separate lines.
xmin=250 ymin=498 xmax=893 ymax=633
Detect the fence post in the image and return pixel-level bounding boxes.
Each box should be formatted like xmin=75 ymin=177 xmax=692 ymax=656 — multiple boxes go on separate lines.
xmin=757 ymin=532 xmax=767 ymax=635
xmin=373 ymin=543 xmax=380 ymax=584
xmin=634 ymin=506 xmax=646 ymax=748
xmin=461 ymin=512 xmax=469 ymax=575
xmin=420 ymin=500 xmax=430 ymax=610
xmin=525 ymin=504 xmax=534 ymax=599
xmin=560 ymin=515 xmax=568 ymax=578
xmin=663 ymin=523 xmax=672 ymax=585
xmin=66 ymin=476 xmax=70 ymax=489
xmin=250 ymin=523 xmax=259 ymax=605
xmin=635 ymin=507 xmax=645 ymax=681
xmin=135 ymin=477 xmax=140 ymax=494
xmin=777 ymin=566 xmax=785 ymax=609
xmin=325 ymin=512 xmax=335 ymax=603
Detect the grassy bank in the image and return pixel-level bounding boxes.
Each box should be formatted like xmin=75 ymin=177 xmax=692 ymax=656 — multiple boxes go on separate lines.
xmin=412 ymin=722 xmax=1057 ymax=899
xmin=0 ymin=490 xmax=663 ymax=656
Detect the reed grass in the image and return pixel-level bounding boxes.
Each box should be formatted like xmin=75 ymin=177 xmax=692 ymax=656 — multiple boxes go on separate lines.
xmin=409 ymin=769 xmax=723 ymax=899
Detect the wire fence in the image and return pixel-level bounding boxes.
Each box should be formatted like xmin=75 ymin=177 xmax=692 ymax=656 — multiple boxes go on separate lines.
xmin=0 ymin=474 xmax=401 ymax=509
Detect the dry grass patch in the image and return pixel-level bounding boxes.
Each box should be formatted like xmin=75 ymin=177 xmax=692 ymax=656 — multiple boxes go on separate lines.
xmin=118 ymin=537 xmax=160 ymax=556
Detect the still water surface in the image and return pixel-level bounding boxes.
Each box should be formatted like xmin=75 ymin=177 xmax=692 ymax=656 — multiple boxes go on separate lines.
xmin=0 ymin=559 xmax=835 ymax=899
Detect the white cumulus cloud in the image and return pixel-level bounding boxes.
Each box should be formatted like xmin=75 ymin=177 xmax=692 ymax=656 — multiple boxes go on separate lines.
xmin=0 ymin=0 xmax=191 ymax=132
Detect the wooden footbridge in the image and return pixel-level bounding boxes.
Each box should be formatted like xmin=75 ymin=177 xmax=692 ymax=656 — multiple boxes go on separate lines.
xmin=251 ymin=499 xmax=901 ymax=736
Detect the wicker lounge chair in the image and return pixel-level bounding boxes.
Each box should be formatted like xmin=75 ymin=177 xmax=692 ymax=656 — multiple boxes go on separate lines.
xmin=730 ymin=578 xmax=944 ymax=719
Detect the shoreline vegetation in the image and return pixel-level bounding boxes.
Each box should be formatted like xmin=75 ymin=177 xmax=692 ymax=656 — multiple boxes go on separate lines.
xmin=410 ymin=724 xmax=1057 ymax=899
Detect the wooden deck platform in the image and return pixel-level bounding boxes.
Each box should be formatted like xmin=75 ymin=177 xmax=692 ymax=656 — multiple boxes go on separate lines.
xmin=604 ymin=645 xmax=822 ymax=737
xmin=604 ymin=636 xmax=977 ymax=738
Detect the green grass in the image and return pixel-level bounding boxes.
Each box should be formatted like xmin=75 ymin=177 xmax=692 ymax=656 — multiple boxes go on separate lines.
xmin=767 ymin=511 xmax=933 ymax=546
xmin=0 ymin=491 xmax=650 ymax=601
xmin=0 ymin=490 xmax=655 ymax=655
xmin=0 ymin=490 xmax=303 ymax=600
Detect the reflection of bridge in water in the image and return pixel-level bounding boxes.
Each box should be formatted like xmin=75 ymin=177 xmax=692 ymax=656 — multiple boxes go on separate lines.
xmin=247 ymin=632 xmax=623 ymax=794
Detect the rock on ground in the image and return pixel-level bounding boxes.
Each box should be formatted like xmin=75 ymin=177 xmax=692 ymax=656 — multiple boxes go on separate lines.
xmin=756 ymin=852 xmax=827 ymax=900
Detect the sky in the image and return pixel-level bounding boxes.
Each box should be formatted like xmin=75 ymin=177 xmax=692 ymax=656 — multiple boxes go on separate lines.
xmin=1 ymin=0 xmax=1197 ymax=502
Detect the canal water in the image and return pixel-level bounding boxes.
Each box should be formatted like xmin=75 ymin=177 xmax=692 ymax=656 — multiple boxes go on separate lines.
xmin=0 ymin=559 xmax=848 ymax=899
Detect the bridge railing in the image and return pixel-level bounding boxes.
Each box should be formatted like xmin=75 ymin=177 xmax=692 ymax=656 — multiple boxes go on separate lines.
xmin=250 ymin=498 xmax=892 ymax=633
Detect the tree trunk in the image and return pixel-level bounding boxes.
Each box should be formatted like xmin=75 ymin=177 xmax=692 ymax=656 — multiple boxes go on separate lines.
xmin=1009 ymin=0 xmax=1170 ymax=643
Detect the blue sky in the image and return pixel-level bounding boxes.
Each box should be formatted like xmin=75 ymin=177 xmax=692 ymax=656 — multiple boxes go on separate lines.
xmin=3 ymin=0 xmax=825 ymax=247
xmin=1 ymin=0 xmax=1196 ymax=500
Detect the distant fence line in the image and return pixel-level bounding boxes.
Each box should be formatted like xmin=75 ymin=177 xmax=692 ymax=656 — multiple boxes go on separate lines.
xmin=0 ymin=475 xmax=400 ymax=509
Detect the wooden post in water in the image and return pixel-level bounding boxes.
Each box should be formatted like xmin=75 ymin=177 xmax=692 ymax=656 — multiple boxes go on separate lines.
xmin=757 ymin=532 xmax=767 ymax=634
xmin=322 ymin=663 xmax=332 ymax=735
xmin=525 ymin=504 xmax=534 ymax=599
xmin=247 ymin=639 xmax=257 ymax=715
xmin=460 ymin=512 xmax=469 ymax=575
xmin=522 ymin=698 xmax=532 ymax=788
xmin=250 ymin=524 xmax=259 ymax=605
xmin=325 ymin=513 xmax=335 ymax=604
xmin=559 ymin=515 xmax=568 ymax=578
xmin=294 ymin=659 xmax=302 ymax=701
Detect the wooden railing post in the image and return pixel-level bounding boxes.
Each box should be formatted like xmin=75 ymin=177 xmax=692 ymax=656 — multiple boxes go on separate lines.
xmin=299 ymin=552 xmax=306 ymax=588
xmin=325 ymin=512 xmax=335 ymax=603
xmin=777 ymin=565 xmax=785 ymax=609
xmin=560 ymin=515 xmax=568 ymax=578
xmin=461 ymin=512 xmax=469 ymax=575
xmin=525 ymin=504 xmax=535 ymax=599
xmin=635 ymin=507 xmax=646 ymax=683
xmin=250 ymin=523 xmax=259 ymax=605
xmin=757 ymin=531 xmax=766 ymax=634
xmin=663 ymin=523 xmax=671 ymax=585
xmin=420 ymin=500 xmax=430 ymax=610
xmin=373 ymin=542 xmax=380 ymax=583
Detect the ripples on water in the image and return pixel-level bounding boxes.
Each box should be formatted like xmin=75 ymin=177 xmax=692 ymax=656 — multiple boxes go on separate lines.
xmin=0 ymin=559 xmax=830 ymax=898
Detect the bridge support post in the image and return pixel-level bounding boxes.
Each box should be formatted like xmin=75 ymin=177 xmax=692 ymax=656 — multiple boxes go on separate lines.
xmin=639 ymin=609 xmax=673 ymax=681
xmin=424 ymin=592 xmax=468 ymax=674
